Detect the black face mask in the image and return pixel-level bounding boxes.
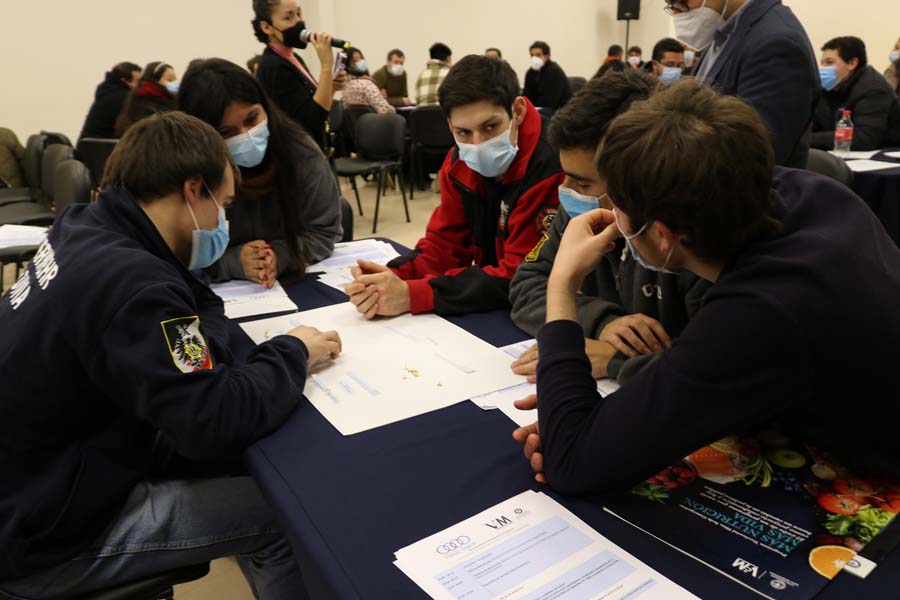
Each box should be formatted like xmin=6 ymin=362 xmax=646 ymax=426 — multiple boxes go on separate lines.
xmin=275 ymin=20 xmax=307 ymax=49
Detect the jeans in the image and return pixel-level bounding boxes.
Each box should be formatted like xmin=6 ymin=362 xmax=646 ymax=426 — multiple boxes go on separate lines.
xmin=0 ymin=477 xmax=308 ymax=600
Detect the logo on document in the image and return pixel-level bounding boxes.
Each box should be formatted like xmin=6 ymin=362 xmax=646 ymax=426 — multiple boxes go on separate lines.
xmin=436 ymin=536 xmax=471 ymax=555
xmin=485 ymin=515 xmax=513 ymax=530
xmin=732 ymin=558 xmax=764 ymax=579
xmin=161 ymin=316 xmax=213 ymax=373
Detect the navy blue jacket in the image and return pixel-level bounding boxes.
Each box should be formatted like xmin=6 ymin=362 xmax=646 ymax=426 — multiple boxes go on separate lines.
xmin=698 ymin=0 xmax=819 ymax=168
xmin=0 ymin=189 xmax=309 ymax=578
xmin=536 ymin=169 xmax=900 ymax=495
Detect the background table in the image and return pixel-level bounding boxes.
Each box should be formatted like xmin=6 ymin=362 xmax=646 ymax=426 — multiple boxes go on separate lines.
xmin=849 ymin=151 xmax=900 ymax=247
xmin=235 ymin=242 xmax=900 ymax=600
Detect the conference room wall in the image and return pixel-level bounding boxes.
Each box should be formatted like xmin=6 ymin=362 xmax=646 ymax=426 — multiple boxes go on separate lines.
xmin=3 ymin=0 xmax=899 ymax=144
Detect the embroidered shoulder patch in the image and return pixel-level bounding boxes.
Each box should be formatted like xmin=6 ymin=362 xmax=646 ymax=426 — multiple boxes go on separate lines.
xmin=161 ymin=316 xmax=213 ymax=373
xmin=535 ymin=206 xmax=558 ymax=237
xmin=525 ymin=233 xmax=550 ymax=263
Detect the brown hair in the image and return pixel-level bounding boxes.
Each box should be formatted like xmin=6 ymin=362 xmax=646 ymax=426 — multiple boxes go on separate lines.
xmin=596 ymin=78 xmax=778 ymax=262
xmin=102 ymin=111 xmax=239 ymax=202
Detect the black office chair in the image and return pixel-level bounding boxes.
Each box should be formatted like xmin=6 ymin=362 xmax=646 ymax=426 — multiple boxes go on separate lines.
xmin=805 ymin=149 xmax=854 ymax=188
xmin=54 ymin=159 xmax=93 ymax=211
xmin=40 ymin=130 xmax=74 ymax=148
xmin=327 ymin=101 xmax=346 ymax=160
xmin=334 ymin=113 xmax=409 ymax=234
xmin=340 ymin=196 xmax=354 ymax=242
xmin=408 ymin=106 xmax=455 ymax=200
xmin=41 ymin=144 xmax=75 ymax=208
xmin=0 ymin=134 xmax=46 ymax=207
xmin=76 ymin=138 xmax=119 ymax=190
xmin=568 ymin=76 xmax=587 ymax=95
xmin=341 ymin=105 xmax=376 ymax=157
xmin=0 ymin=139 xmax=56 ymax=224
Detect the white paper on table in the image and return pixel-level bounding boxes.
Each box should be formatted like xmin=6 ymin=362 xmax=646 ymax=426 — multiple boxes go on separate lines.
xmin=474 ymin=378 xmax=621 ymax=428
xmin=845 ymin=159 xmax=900 ymax=173
xmin=500 ymin=339 xmax=536 ymax=359
xmin=209 ymin=280 xmax=298 ymax=319
xmin=316 ymin=269 xmax=357 ymax=293
xmin=393 ymin=490 xmax=699 ymax=600
xmin=883 ymin=151 xmax=900 ymax=159
xmin=0 ymin=225 xmax=48 ymax=250
xmin=306 ymin=240 xmax=400 ymax=273
xmin=829 ymin=150 xmax=881 ymax=160
xmin=240 ymin=303 xmax=523 ymax=435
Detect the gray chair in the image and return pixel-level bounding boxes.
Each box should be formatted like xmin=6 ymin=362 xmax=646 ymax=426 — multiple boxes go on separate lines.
xmin=41 ymin=144 xmax=75 ymax=207
xmin=54 ymin=160 xmax=92 ymax=211
xmin=40 ymin=130 xmax=74 ymax=148
xmin=568 ymin=76 xmax=588 ymax=95
xmin=76 ymin=138 xmax=119 ymax=189
xmin=0 ymin=200 xmax=55 ymax=226
xmin=805 ymin=148 xmax=854 ymax=188
xmin=0 ymin=134 xmax=46 ymax=207
xmin=334 ymin=113 xmax=409 ymax=234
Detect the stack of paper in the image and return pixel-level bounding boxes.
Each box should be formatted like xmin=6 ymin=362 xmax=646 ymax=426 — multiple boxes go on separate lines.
xmin=209 ymin=280 xmax=298 ymax=319
xmin=240 ymin=303 xmax=523 ymax=435
xmin=0 ymin=225 xmax=47 ymax=250
xmin=845 ymin=159 xmax=900 ymax=173
xmin=829 ymin=150 xmax=881 ymax=160
xmin=307 ymin=240 xmax=402 ymax=292
xmin=394 ymin=490 xmax=698 ymax=600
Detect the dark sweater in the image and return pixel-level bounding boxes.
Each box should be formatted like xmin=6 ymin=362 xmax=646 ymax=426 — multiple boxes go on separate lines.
xmin=523 ymin=60 xmax=572 ymax=111
xmin=257 ymin=46 xmax=328 ymax=148
xmin=79 ymin=77 xmax=132 ymax=140
xmin=535 ymin=168 xmax=900 ymax=495
xmin=0 ymin=189 xmax=310 ymax=578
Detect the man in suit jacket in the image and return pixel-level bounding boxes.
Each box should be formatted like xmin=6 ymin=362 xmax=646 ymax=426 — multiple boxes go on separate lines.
xmin=671 ymin=0 xmax=818 ymax=168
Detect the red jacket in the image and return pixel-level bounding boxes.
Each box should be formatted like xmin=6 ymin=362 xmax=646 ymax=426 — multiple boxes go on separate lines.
xmin=389 ymin=99 xmax=563 ymax=315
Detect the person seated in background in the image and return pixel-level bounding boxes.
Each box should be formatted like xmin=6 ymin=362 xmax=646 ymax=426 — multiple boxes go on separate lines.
xmin=886 ymin=37 xmax=900 ymax=96
xmin=372 ymin=49 xmax=412 ymax=107
xmin=247 ymin=54 xmax=262 ymax=77
xmin=179 ymin=59 xmax=342 ymax=285
xmin=0 ymin=128 xmax=26 ymax=188
xmin=0 ymin=111 xmax=341 ymax=599
xmin=591 ymin=59 xmax=626 ymax=80
xmin=485 ymin=47 xmax=503 ymax=60
xmin=416 ymin=42 xmax=453 ymax=106
xmin=626 ymin=46 xmax=644 ymax=69
xmin=346 ymin=56 xmax=564 ymax=318
xmin=648 ymin=37 xmax=686 ymax=86
xmin=114 ymin=61 xmax=178 ymax=137
xmin=79 ymin=61 xmax=142 ymax=140
xmin=524 ymin=41 xmax=572 ymax=112
xmin=512 ymin=79 xmax=900 ymax=494
xmin=605 ymin=44 xmax=625 ymax=64
xmin=341 ymin=47 xmax=397 ymax=114
xmin=510 ymin=71 xmax=709 ymax=385
xmin=670 ymin=0 xmax=818 ymax=169
xmin=812 ymin=36 xmax=900 ymax=151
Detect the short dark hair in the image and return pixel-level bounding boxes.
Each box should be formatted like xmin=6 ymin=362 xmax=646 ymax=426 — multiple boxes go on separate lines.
xmin=247 ymin=54 xmax=261 ymax=73
xmin=387 ymin=48 xmax=405 ymax=61
xmin=628 ymin=46 xmax=642 ymax=55
xmin=251 ymin=0 xmax=282 ymax=44
xmin=596 ymin=79 xmax=778 ymax=262
xmin=530 ymin=41 xmax=551 ymax=56
xmin=108 ymin=62 xmax=141 ymax=84
xmin=439 ymin=55 xmax=520 ymax=118
xmin=485 ymin=47 xmax=503 ymax=59
xmin=102 ymin=111 xmax=238 ymax=202
xmin=430 ymin=43 xmax=452 ymax=62
xmin=652 ymin=38 xmax=685 ymax=62
xmin=822 ymin=36 xmax=868 ymax=69
xmin=608 ymin=45 xmax=624 ymax=58
xmin=550 ymin=70 xmax=656 ymax=151
xmin=142 ymin=61 xmax=173 ymax=83
xmin=592 ymin=60 xmax=626 ymax=80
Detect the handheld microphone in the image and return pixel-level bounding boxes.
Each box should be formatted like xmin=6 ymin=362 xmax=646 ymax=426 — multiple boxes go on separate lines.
xmin=299 ymin=30 xmax=351 ymax=50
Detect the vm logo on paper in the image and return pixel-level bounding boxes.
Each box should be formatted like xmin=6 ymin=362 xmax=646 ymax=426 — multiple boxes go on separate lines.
xmin=485 ymin=515 xmax=512 ymax=530
xmin=732 ymin=558 xmax=763 ymax=578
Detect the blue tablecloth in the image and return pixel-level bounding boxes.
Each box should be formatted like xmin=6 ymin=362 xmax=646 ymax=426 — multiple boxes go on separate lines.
xmin=238 ymin=242 xmax=900 ymax=600
xmin=850 ymin=151 xmax=900 ymax=247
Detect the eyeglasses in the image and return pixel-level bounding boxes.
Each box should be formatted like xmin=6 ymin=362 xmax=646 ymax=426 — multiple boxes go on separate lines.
xmin=663 ymin=1 xmax=691 ymax=16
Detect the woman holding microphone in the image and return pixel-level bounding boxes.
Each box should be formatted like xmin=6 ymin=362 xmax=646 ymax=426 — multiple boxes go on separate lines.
xmin=252 ymin=0 xmax=346 ymax=148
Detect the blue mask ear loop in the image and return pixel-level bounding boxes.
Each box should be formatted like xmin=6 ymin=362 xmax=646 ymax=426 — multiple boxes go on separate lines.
xmin=184 ymin=183 xmax=221 ymax=231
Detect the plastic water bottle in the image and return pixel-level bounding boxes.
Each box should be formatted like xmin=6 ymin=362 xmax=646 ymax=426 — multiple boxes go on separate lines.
xmin=834 ymin=109 xmax=854 ymax=155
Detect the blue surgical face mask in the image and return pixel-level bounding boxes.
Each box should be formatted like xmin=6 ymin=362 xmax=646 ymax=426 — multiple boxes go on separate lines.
xmin=659 ymin=67 xmax=683 ymax=86
xmin=684 ymin=50 xmax=696 ymax=64
xmin=613 ymin=207 xmax=676 ymax=274
xmin=185 ymin=187 xmax=230 ymax=270
xmin=559 ymin=186 xmax=606 ymax=217
xmin=354 ymin=59 xmax=368 ymax=74
xmin=890 ymin=50 xmax=900 ymax=64
xmin=456 ymin=114 xmax=519 ymax=178
xmin=819 ymin=66 xmax=840 ymax=91
xmin=226 ymin=119 xmax=270 ymax=168
xmin=165 ymin=80 xmax=180 ymax=95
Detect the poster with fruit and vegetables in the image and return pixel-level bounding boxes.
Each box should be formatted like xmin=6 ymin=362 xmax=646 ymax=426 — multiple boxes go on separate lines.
xmin=603 ymin=430 xmax=898 ymax=600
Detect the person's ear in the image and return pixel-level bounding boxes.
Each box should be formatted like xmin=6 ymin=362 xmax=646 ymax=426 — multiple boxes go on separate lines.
xmin=512 ymin=97 xmax=528 ymax=126
xmin=848 ymin=57 xmax=860 ymax=72
xmin=182 ymin=176 xmax=205 ymax=207
xmin=259 ymin=20 xmax=279 ymax=39
xmin=652 ymin=220 xmax=678 ymax=254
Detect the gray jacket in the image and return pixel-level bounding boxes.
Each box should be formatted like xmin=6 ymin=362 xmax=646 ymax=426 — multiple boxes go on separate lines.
xmin=208 ymin=142 xmax=342 ymax=283
xmin=509 ymin=207 xmax=710 ymax=383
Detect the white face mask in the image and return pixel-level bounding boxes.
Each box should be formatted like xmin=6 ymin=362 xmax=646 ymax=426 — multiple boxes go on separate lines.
xmin=673 ymin=0 xmax=729 ymax=51
xmin=388 ymin=63 xmax=405 ymax=77
xmin=530 ymin=56 xmax=545 ymax=71
xmin=627 ymin=56 xmax=642 ymax=65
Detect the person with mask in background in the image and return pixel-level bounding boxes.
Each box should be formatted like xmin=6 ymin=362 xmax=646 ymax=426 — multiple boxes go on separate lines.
xmin=0 ymin=111 xmax=341 ymax=600
xmin=114 ymin=61 xmax=178 ymax=137
xmin=179 ymin=59 xmax=342 ymax=286
xmin=342 ymin=47 xmax=396 ymax=114
xmin=666 ymin=0 xmax=818 ymax=168
xmin=252 ymin=0 xmax=347 ymax=149
xmin=524 ymin=41 xmax=572 ymax=113
xmin=626 ymin=46 xmax=644 ymax=70
xmin=812 ymin=36 xmax=900 ymax=151
xmin=885 ymin=37 xmax=900 ymax=96
xmin=79 ymin=61 xmax=142 ymax=140
xmin=372 ymin=49 xmax=412 ymax=107
xmin=416 ymin=43 xmax=453 ymax=106
xmin=485 ymin=47 xmax=503 ymax=60
xmin=344 ymin=56 xmax=564 ymax=319
xmin=649 ymin=38 xmax=686 ymax=86
xmin=510 ymin=71 xmax=709 ymax=386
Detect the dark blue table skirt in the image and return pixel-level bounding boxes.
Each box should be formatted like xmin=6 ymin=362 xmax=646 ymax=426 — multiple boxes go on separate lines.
xmin=237 ymin=241 xmax=900 ymax=599
xmin=850 ymin=151 xmax=900 ymax=247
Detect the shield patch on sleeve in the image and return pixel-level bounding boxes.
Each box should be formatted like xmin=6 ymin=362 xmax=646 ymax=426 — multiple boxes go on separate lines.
xmin=161 ymin=316 xmax=213 ymax=373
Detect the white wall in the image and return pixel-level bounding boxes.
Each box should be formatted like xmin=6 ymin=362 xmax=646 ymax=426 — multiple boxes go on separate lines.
xmin=2 ymin=0 xmax=899 ymax=145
